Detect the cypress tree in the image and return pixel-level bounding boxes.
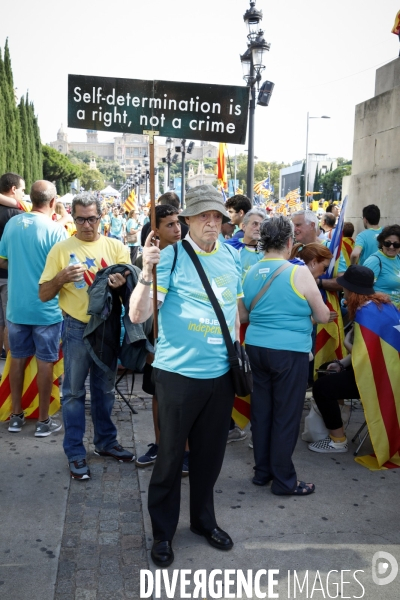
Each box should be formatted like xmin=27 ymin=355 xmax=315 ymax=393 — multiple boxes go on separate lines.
xmin=0 ymin=88 xmax=6 ymax=175
xmin=32 ymin=108 xmax=43 ymax=180
xmin=2 ymin=40 xmax=23 ymax=175
xmin=313 ymin=165 xmax=320 ymax=201
xmin=19 ymin=94 xmax=32 ymax=188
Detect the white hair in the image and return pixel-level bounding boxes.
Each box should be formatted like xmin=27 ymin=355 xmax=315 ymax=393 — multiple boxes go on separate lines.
xmin=242 ymin=207 xmax=267 ymax=225
xmin=291 ymin=209 xmax=319 ymax=229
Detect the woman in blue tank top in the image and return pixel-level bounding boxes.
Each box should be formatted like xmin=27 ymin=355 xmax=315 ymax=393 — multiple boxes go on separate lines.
xmin=239 ymin=216 xmax=330 ymax=496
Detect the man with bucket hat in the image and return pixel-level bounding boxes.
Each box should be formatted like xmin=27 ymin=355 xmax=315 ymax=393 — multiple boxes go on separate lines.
xmin=130 ymin=184 xmax=243 ymax=567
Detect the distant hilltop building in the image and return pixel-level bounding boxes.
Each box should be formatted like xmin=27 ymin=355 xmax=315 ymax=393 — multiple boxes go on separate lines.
xmin=49 ymin=126 xmax=217 ymax=176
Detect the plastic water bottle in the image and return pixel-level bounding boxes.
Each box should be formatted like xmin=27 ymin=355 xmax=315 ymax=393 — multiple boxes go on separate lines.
xmin=69 ymin=253 xmax=86 ymax=289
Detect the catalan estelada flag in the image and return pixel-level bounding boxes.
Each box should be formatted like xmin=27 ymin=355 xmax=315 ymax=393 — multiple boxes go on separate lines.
xmin=122 ymin=190 xmax=136 ymax=213
xmin=232 ymin=323 xmax=251 ymax=429
xmin=352 ymin=302 xmax=400 ymax=469
xmin=314 ymin=290 xmax=346 ymax=374
xmin=314 ymin=196 xmax=348 ymax=374
xmin=342 ymin=236 xmax=355 ymax=267
xmin=0 ymin=349 xmax=63 ymax=421
xmin=217 ymin=143 xmax=228 ymax=190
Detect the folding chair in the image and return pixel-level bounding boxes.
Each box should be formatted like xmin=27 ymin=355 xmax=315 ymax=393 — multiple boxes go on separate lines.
xmin=352 ymin=420 xmax=369 ymax=456
xmin=115 ymin=366 xmax=138 ymax=415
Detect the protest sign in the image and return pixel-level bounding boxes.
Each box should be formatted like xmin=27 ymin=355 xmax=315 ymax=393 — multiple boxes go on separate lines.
xmin=68 ymin=74 xmax=249 ymax=144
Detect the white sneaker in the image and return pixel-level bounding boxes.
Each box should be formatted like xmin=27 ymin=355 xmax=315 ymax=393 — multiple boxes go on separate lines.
xmin=308 ymin=435 xmax=348 ymax=453
xmin=35 ymin=417 xmax=62 ymax=437
xmin=227 ymin=425 xmax=247 ymax=443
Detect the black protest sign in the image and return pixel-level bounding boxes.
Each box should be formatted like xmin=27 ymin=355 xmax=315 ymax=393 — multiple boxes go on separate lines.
xmin=68 ymin=74 xmax=249 ymax=144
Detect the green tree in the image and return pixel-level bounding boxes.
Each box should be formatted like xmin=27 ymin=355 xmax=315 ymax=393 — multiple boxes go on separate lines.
xmin=19 ymin=95 xmax=33 ymax=189
xmin=319 ymin=165 xmax=352 ymax=200
xmin=313 ymin=165 xmax=320 ymax=201
xmin=42 ymin=145 xmax=81 ymax=194
xmin=79 ymin=163 xmax=105 ymax=191
xmin=0 ymin=87 xmax=6 ymax=174
xmin=3 ymin=40 xmax=23 ymax=175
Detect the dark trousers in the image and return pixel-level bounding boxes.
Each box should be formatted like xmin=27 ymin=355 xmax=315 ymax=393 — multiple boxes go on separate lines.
xmin=313 ymin=365 xmax=359 ymax=430
xmin=129 ymin=246 xmax=139 ymax=264
xmin=246 ymin=345 xmax=309 ymax=494
xmin=148 ymin=368 xmax=235 ymax=541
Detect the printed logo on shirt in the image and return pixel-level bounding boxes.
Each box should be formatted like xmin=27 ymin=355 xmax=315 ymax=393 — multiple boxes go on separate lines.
xmin=199 ymin=317 xmax=220 ymax=326
xmin=207 ymin=338 xmax=223 ymax=345
xmin=259 ymin=268 xmax=270 ymax=274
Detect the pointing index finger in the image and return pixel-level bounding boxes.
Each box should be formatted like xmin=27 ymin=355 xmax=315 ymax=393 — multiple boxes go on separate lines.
xmin=145 ymin=230 xmax=159 ymax=248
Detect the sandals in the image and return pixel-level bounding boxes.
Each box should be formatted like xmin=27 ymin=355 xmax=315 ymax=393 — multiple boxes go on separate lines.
xmin=273 ymin=481 xmax=315 ymax=496
xmin=292 ymin=481 xmax=315 ymax=495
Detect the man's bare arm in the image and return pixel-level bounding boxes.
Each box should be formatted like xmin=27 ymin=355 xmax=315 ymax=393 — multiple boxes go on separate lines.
xmin=39 ymin=264 xmax=85 ymax=302
xmin=0 ymin=258 xmax=8 ymax=270
xmin=350 ymin=246 xmax=361 ymax=265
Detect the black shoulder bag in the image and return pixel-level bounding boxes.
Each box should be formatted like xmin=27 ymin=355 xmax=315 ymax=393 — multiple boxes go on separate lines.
xmin=182 ymin=240 xmax=252 ymax=397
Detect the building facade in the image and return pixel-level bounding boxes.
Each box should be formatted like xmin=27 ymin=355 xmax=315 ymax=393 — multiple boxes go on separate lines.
xmin=279 ymin=154 xmax=337 ymax=200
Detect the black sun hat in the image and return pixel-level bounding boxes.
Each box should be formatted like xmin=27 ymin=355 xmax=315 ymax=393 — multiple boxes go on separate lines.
xmin=336 ymin=265 xmax=375 ymax=295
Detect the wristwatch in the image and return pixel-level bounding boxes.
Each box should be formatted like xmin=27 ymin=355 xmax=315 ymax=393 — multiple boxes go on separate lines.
xmin=138 ymin=273 xmax=153 ymax=286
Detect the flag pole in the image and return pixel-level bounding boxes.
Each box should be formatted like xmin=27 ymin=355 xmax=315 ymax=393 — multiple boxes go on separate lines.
xmin=143 ymin=129 xmax=159 ymax=339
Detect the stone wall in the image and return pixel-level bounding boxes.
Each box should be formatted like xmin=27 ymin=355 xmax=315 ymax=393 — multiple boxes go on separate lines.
xmin=347 ymin=58 xmax=400 ymax=235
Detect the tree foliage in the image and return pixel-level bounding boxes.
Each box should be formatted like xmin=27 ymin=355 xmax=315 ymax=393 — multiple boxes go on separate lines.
xmin=69 ymin=150 xmax=126 ymax=186
xmin=319 ymin=165 xmax=352 ymax=200
xmin=42 ymin=145 xmax=82 ymax=195
xmin=0 ymin=39 xmax=42 ymax=189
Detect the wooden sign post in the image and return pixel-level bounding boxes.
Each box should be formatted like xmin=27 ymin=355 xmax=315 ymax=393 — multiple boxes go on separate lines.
xmin=143 ymin=129 xmax=159 ymax=339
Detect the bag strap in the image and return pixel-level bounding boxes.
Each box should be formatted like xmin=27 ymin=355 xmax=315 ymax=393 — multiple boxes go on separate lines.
xmin=182 ymin=240 xmax=237 ymax=361
xmin=249 ymin=262 xmax=291 ymax=312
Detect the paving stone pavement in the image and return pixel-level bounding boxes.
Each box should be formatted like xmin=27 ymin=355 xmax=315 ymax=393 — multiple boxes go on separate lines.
xmin=54 ymin=373 xmax=152 ymax=600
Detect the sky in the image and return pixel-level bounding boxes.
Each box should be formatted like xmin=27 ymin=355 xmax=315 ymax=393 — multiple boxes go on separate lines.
xmin=2 ymin=0 xmax=399 ymax=166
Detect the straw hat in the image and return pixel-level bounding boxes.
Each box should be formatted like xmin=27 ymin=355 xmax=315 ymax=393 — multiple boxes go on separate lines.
xmin=179 ymin=185 xmax=230 ymax=224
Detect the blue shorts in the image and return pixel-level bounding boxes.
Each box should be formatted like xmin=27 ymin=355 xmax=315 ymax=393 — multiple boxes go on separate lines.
xmin=7 ymin=320 xmax=62 ymax=362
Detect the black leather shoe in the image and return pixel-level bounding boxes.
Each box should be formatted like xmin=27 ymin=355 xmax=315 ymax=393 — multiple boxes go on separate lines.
xmin=190 ymin=525 xmax=233 ymax=550
xmin=151 ymin=540 xmax=174 ymax=567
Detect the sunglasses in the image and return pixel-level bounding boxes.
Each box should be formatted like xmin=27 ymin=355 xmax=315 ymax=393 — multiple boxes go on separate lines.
xmin=74 ymin=216 xmax=101 ymax=225
xmin=382 ymin=240 xmax=400 ymax=249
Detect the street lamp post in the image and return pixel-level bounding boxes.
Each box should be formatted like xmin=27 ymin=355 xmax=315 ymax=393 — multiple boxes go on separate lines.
xmin=304 ymin=113 xmax=330 ymax=208
xmin=174 ymin=140 xmax=194 ymax=208
xmin=240 ymin=0 xmax=271 ymax=202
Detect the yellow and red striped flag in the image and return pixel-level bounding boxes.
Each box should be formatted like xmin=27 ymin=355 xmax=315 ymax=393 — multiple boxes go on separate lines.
xmin=217 ymin=143 xmax=228 ymax=190
xmin=342 ymin=237 xmax=355 ymax=268
xmin=235 ymin=187 xmax=244 ymax=195
xmin=0 ymin=350 xmax=63 ymax=421
xmin=352 ymin=302 xmax=400 ymax=470
xmin=314 ymin=290 xmax=347 ymax=376
xmin=122 ymin=190 xmax=136 ymax=213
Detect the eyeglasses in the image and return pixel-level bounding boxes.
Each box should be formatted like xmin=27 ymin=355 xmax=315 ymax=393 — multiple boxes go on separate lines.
xmin=74 ymin=216 xmax=101 ymax=225
xmin=382 ymin=240 xmax=400 ymax=249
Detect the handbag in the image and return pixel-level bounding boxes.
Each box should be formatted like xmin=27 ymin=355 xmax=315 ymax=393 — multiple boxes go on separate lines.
xmin=182 ymin=240 xmax=253 ymax=397
xmin=126 ymin=231 xmax=138 ymax=244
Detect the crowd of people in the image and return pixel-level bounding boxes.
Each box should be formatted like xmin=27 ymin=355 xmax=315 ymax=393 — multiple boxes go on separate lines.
xmin=0 ymin=172 xmax=399 ymax=568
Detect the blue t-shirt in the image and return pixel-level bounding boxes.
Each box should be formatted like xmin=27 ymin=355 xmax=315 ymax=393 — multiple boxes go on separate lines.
xmin=153 ymin=240 xmax=243 ymax=378
xmin=225 ymin=238 xmax=263 ymax=281
xmin=354 ymin=227 xmax=382 ymax=265
xmin=0 ymin=213 xmax=67 ymax=325
xmin=243 ymin=258 xmax=312 ymax=353
xmin=110 ymin=215 xmax=123 ymax=237
xmin=126 ymin=219 xmax=140 ymax=247
xmin=364 ymin=251 xmax=400 ymax=307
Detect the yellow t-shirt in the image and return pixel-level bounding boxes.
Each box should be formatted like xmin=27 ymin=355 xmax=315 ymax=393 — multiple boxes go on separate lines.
xmin=39 ymin=235 xmax=130 ymax=323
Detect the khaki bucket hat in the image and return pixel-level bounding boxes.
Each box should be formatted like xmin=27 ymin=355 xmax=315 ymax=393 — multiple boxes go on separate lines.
xmin=179 ymin=185 xmax=230 ymax=224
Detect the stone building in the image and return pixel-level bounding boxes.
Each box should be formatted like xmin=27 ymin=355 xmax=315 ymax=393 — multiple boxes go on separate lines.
xmin=346 ymin=58 xmax=400 ymax=234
